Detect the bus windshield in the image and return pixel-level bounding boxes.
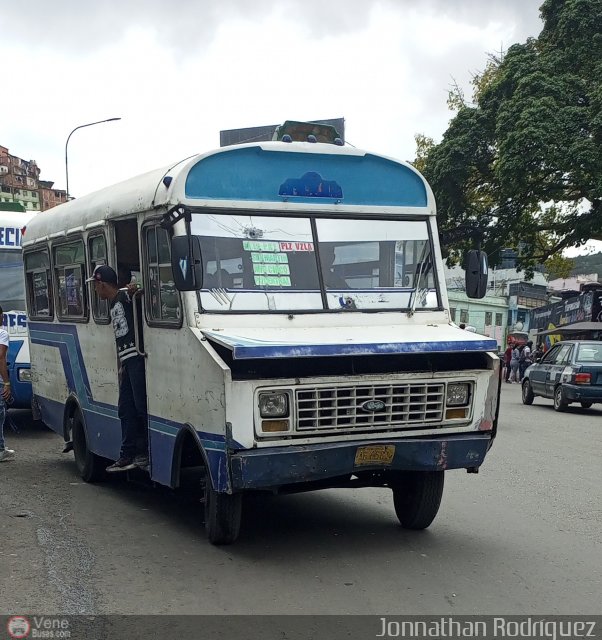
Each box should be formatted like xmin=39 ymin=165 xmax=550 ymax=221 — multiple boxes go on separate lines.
xmin=192 ymin=213 xmax=438 ymax=312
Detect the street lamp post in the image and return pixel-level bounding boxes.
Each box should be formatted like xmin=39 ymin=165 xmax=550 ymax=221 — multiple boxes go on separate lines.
xmin=64 ymin=117 xmax=121 ymax=199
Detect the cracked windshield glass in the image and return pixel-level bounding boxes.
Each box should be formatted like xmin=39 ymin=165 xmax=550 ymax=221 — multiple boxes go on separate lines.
xmin=191 ymin=214 xmax=438 ymax=312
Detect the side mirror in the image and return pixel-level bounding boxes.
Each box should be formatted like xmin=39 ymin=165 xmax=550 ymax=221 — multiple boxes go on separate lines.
xmin=171 ymin=235 xmax=203 ymax=291
xmin=465 ymin=250 xmax=488 ymax=299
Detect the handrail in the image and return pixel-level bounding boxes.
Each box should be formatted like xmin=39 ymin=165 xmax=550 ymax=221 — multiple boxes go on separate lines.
xmin=130 ymin=288 xmax=147 ymax=357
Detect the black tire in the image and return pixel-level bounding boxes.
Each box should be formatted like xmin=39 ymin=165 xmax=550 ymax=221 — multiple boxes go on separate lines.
xmin=553 ymin=386 xmax=568 ymax=412
xmin=580 ymin=401 xmax=593 ymax=409
xmin=72 ymin=413 xmax=106 ymax=483
xmin=521 ymin=380 xmax=535 ymax=405
xmin=204 ymin=480 xmax=242 ymax=545
xmin=392 ymin=471 xmax=444 ymax=530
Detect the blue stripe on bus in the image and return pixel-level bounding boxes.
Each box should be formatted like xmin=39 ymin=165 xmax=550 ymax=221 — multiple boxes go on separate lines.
xmin=203 ymin=332 xmax=499 ymax=360
xmin=229 ymin=339 xmax=499 ymax=359
xmin=7 ymin=339 xmax=24 ymax=365
xmin=29 ymin=323 xmax=232 ymax=490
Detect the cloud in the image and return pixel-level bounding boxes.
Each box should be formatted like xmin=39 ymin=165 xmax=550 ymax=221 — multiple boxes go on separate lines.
xmin=3 ymin=0 xmax=543 ymax=53
xmin=1 ymin=0 xmax=544 ymax=198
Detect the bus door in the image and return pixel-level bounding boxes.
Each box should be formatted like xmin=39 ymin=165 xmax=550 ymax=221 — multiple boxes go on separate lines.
xmin=112 ymin=218 xmax=150 ymax=456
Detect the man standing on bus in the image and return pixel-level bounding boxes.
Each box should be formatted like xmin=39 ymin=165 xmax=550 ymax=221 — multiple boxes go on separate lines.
xmin=0 ymin=305 xmax=16 ymax=462
xmin=86 ymin=265 xmax=149 ymax=472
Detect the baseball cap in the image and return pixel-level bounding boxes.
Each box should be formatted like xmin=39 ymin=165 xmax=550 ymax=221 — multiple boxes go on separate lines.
xmin=86 ymin=264 xmax=118 ymax=285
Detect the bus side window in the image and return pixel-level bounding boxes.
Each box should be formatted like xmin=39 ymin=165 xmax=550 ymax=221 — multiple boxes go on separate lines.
xmin=88 ymin=234 xmax=110 ymax=322
xmin=53 ymin=240 xmax=87 ymax=321
xmin=24 ymin=249 xmax=53 ymax=319
xmin=145 ymin=225 xmax=182 ymax=324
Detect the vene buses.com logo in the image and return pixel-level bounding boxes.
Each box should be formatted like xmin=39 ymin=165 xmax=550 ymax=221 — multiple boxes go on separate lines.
xmin=7 ymin=616 xmax=31 ymax=639
xmin=6 ymin=616 xmax=71 ymax=639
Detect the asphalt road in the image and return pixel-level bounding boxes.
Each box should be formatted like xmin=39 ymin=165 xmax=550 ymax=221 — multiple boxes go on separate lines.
xmin=1 ymin=384 xmax=600 ymax=616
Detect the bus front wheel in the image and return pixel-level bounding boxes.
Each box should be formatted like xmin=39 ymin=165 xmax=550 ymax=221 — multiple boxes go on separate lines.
xmin=392 ymin=470 xmax=444 ymax=530
xmin=72 ymin=413 xmax=106 ymax=483
xmin=204 ymin=481 xmax=242 ymax=545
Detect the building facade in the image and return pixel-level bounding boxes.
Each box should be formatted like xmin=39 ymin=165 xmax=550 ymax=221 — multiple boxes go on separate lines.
xmin=547 ymin=273 xmax=599 ymax=293
xmin=38 ymin=180 xmax=68 ymax=210
xmin=0 ymin=145 xmax=66 ymax=212
xmin=444 ymin=265 xmax=563 ymax=348
xmin=448 ymin=291 xmax=508 ymax=350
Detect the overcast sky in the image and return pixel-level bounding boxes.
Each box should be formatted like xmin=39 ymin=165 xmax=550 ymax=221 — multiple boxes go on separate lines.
xmin=1 ymin=0 xmax=544 ymax=191
xmin=8 ymin=0 xmax=596 ymax=254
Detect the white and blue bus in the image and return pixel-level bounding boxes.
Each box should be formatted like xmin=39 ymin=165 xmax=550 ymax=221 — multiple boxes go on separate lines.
xmin=23 ymin=123 xmax=499 ymax=544
xmin=1 ymin=209 xmax=36 ymax=408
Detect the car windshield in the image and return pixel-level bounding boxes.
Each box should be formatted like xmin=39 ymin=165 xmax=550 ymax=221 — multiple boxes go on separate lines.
xmin=575 ymin=343 xmax=602 ymax=363
xmin=190 ymin=213 xmax=439 ymax=312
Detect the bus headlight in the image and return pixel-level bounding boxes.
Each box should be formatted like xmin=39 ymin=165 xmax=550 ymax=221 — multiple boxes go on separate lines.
xmin=446 ymin=383 xmax=470 ymax=406
xmin=258 ymin=392 xmax=290 ymax=418
xmin=17 ymin=368 xmax=32 ymax=383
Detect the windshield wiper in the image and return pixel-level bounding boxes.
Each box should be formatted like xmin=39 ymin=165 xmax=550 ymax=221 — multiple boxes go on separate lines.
xmin=407 ymin=243 xmax=432 ymax=317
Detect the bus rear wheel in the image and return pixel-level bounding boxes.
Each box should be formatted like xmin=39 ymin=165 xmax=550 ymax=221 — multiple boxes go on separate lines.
xmin=72 ymin=413 xmax=106 ymax=483
xmin=392 ymin=470 xmax=444 ymax=530
xmin=204 ymin=481 xmax=242 ymax=545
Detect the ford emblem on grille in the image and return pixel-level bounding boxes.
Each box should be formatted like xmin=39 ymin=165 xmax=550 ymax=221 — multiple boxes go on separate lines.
xmin=360 ymin=399 xmax=386 ymax=412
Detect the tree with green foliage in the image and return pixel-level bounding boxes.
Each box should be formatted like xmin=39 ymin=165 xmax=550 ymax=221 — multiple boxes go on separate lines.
xmin=570 ymin=251 xmax=602 ymax=278
xmin=544 ymin=253 xmax=575 ymax=279
xmin=416 ymin=0 xmax=602 ymax=272
xmin=413 ymin=133 xmax=435 ymax=174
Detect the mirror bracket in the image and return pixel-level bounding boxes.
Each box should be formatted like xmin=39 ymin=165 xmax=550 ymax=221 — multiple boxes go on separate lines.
xmin=161 ymin=204 xmax=191 ymax=230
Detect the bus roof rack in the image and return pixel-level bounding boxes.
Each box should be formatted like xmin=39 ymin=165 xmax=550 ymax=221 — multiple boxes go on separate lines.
xmin=273 ymin=120 xmax=343 ymax=145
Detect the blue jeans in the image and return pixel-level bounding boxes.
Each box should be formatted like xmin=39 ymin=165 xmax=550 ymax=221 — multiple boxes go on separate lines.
xmin=117 ymin=356 xmax=148 ymax=459
xmin=0 ymin=396 xmax=6 ymax=451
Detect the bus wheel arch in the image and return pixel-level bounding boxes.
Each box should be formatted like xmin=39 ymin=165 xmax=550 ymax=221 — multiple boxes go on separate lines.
xmin=171 ymin=425 xmax=207 ymax=489
xmin=171 ymin=425 xmax=242 ymax=545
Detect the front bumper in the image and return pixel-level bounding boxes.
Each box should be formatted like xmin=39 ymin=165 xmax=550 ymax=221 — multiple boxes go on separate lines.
xmin=230 ymin=433 xmax=491 ymax=490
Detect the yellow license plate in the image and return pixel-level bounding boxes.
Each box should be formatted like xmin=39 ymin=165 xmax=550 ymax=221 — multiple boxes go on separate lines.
xmin=354 ymin=444 xmax=395 ymax=466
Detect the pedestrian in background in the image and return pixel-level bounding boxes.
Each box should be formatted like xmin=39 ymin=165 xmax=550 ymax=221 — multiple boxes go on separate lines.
xmin=509 ymin=345 xmax=520 ymax=383
xmin=504 ymin=345 xmax=513 ymax=382
xmin=519 ymin=341 xmax=533 ymax=381
xmin=0 ymin=305 xmax=16 ymax=462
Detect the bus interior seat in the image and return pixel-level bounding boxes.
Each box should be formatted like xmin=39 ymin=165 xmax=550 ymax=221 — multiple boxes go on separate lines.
xmin=206 ymin=269 xmax=233 ymax=289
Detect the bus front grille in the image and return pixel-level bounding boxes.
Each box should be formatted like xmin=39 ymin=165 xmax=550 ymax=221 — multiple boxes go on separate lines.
xmin=295 ymin=383 xmax=445 ymax=432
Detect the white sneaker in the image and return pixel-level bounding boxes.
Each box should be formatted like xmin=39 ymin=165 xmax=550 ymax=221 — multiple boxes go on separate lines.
xmin=0 ymin=449 xmax=15 ymax=462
